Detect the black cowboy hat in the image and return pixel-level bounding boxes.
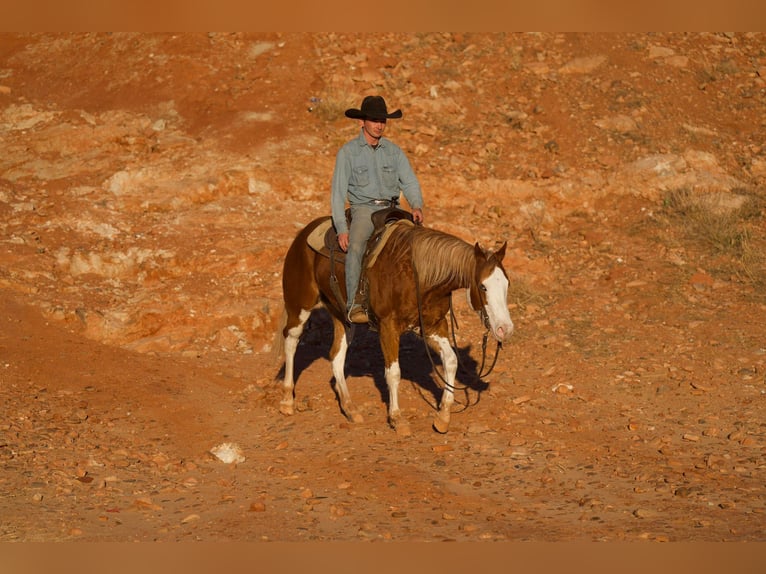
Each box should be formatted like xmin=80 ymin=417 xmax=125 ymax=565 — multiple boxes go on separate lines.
xmin=345 ymin=95 xmax=402 ymax=120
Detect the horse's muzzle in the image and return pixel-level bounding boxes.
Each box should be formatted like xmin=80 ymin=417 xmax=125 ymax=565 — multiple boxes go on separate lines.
xmin=493 ymin=321 xmax=514 ymax=343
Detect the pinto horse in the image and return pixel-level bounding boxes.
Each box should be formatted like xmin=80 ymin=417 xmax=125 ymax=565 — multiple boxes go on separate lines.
xmin=274 ymin=215 xmax=514 ymax=435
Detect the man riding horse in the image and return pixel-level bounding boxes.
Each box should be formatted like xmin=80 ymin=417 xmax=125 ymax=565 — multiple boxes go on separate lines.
xmin=331 ymin=95 xmax=425 ymax=324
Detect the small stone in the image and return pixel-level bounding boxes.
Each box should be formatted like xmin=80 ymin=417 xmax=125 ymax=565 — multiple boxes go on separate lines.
xmin=330 ymin=505 xmax=346 ymax=517
xmin=134 ymin=497 xmax=162 ymax=511
xmin=558 ymin=55 xmax=607 ymax=74
xmin=181 ymin=513 xmax=200 ymax=523
xmin=467 ymin=423 xmax=490 ymax=434
xmin=181 ymin=476 xmax=198 ymax=488
xmin=595 ymin=114 xmax=639 ymax=133
xmin=665 ymin=55 xmax=688 ymax=68
xmin=249 ymin=501 xmax=266 ymax=512
xmin=727 ymin=430 xmax=744 ymax=441
xmin=209 ymin=442 xmax=245 ymax=464
xmin=507 ymin=446 xmax=529 ymax=458
xmin=648 ymin=45 xmax=675 ymax=59
xmin=633 ymin=508 xmax=657 ymax=519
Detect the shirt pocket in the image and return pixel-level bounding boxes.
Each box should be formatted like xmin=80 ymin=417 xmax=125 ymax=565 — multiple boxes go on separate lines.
xmin=381 ymin=165 xmax=398 ymax=190
xmin=350 ymin=166 xmax=370 ymax=187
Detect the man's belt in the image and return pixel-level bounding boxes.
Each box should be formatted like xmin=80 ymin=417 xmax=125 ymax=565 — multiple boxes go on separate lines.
xmin=368 ymin=197 xmax=399 ymax=207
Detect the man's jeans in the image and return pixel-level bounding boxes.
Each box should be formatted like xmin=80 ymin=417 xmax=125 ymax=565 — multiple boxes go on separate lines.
xmin=345 ymin=204 xmax=383 ymax=310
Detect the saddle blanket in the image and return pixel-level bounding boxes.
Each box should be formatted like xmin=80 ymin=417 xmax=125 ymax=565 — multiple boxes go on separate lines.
xmin=306 ymin=218 xmax=413 ymax=269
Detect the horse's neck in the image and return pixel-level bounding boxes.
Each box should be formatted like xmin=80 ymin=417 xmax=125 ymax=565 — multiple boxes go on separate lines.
xmin=411 ymin=231 xmax=476 ymax=292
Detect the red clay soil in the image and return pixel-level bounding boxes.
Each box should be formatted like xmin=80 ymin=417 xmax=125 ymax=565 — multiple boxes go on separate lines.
xmin=0 ymin=32 xmax=764 ymax=541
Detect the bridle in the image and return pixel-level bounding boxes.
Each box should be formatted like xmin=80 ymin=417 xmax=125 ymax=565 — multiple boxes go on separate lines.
xmin=412 ymin=264 xmax=503 ymax=412
xmin=466 ymin=297 xmax=503 ymax=379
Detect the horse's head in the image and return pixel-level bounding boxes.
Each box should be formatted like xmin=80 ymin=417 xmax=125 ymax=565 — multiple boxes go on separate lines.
xmin=468 ymin=241 xmax=514 ymax=343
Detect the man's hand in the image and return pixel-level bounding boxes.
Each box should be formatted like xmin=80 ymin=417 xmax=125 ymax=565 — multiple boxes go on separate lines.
xmin=412 ymin=208 xmax=424 ymax=225
xmin=338 ymin=232 xmax=349 ymax=252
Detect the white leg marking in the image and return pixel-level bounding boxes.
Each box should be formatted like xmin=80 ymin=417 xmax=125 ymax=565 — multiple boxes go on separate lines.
xmin=385 ymin=360 xmax=402 ymax=418
xmin=281 ymin=309 xmax=311 ymax=413
xmin=331 ymin=331 xmax=349 ymax=403
xmin=431 ymin=334 xmax=458 ymax=411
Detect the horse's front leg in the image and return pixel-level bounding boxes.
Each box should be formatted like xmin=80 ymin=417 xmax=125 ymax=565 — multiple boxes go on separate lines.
xmin=379 ymin=322 xmax=411 ymax=437
xmin=429 ymin=333 xmax=458 ymax=433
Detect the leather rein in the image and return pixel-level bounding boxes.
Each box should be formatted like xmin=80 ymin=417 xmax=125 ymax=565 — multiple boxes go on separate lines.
xmin=413 ymin=265 xmax=503 ymax=411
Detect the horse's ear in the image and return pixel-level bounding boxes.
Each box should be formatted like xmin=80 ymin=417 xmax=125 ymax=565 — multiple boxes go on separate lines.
xmin=495 ymin=241 xmax=507 ymax=262
xmin=474 ymin=242 xmax=484 ymax=257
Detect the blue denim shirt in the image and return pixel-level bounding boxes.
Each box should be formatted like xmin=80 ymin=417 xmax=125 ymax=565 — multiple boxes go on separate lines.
xmin=331 ymin=129 xmax=423 ymax=235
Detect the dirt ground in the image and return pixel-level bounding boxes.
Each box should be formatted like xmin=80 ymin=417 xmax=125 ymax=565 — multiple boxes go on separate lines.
xmin=0 ymin=32 xmax=765 ymax=542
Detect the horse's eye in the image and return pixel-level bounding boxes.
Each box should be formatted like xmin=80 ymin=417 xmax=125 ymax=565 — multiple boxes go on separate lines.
xmin=480 ymin=285 xmax=487 ymax=292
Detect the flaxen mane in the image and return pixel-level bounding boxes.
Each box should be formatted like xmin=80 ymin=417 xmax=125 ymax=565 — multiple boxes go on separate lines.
xmin=389 ymin=225 xmax=476 ymax=289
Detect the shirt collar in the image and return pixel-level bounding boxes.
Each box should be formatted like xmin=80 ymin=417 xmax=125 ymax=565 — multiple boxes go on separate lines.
xmin=357 ymin=129 xmax=385 ymax=149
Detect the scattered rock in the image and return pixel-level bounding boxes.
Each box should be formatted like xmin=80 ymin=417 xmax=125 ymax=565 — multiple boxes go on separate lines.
xmin=209 ymin=442 xmax=246 ymax=464
xmin=633 ymin=508 xmax=658 ymax=519
xmin=558 ymin=55 xmax=607 ymax=74
xmin=249 ymin=501 xmax=266 ymax=512
xmin=648 ymin=45 xmax=676 ymax=59
xmin=594 ymin=114 xmax=639 ymax=133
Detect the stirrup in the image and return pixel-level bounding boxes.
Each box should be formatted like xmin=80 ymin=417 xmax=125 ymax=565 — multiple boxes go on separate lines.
xmin=347 ymin=306 xmax=369 ymax=324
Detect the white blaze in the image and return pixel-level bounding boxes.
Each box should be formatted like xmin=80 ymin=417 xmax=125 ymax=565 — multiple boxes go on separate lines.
xmin=482 ymin=267 xmax=514 ymax=341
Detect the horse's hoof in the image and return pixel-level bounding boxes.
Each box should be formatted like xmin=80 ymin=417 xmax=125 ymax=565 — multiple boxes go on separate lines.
xmin=389 ymin=415 xmax=411 ymax=437
xmin=279 ymin=401 xmax=295 ymax=416
xmin=432 ymin=415 xmax=450 ymax=434
xmin=344 ymin=409 xmax=364 ymax=424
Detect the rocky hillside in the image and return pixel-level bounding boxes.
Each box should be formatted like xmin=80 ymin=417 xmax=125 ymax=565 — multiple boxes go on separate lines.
xmin=0 ymin=33 xmax=764 ymax=542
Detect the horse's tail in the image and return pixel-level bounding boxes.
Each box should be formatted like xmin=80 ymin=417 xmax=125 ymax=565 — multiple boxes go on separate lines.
xmin=270 ymin=304 xmax=287 ymax=370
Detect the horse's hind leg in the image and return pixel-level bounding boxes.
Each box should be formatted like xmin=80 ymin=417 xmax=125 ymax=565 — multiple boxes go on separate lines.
xmin=379 ymin=322 xmax=411 ymax=437
xmin=429 ymin=333 xmax=459 ymax=434
xmin=330 ymin=319 xmax=363 ymax=423
xmin=280 ymin=308 xmax=311 ymax=415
